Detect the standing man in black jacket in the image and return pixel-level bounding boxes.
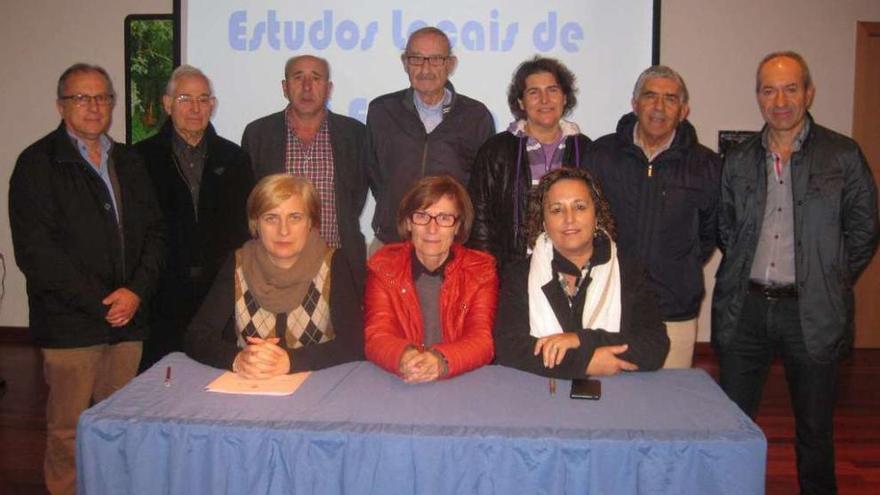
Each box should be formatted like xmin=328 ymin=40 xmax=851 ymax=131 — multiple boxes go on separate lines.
xmin=713 ymin=52 xmax=878 ymax=495
xmin=583 ymin=65 xmax=721 ymax=368
xmin=366 ymin=27 xmax=495 ymax=252
xmin=135 ymin=65 xmax=254 ymax=371
xmin=242 ymin=55 xmax=368 ymax=291
xmin=8 ymin=63 xmax=164 ymax=495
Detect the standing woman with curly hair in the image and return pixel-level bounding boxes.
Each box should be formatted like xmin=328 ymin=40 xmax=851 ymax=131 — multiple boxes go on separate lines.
xmin=494 ymin=168 xmax=669 ymax=378
xmin=467 ymin=57 xmax=592 ymax=270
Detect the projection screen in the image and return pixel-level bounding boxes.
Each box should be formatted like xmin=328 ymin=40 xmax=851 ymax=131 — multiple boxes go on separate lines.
xmin=179 ymin=0 xmax=659 ymax=236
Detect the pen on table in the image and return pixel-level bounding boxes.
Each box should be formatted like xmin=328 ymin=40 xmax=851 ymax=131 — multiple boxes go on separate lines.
xmin=164 ymin=366 xmax=172 ymax=387
xmin=549 ymin=378 xmax=556 ymax=396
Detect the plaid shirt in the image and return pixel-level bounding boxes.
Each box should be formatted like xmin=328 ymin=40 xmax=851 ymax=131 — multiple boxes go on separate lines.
xmin=284 ymin=108 xmax=339 ymax=247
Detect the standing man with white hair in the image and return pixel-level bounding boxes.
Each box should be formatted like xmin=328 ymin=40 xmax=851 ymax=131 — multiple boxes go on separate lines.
xmin=583 ymin=65 xmax=722 ymax=368
xmin=366 ymin=27 xmax=495 ymax=252
xmin=136 ymin=64 xmax=254 ymax=371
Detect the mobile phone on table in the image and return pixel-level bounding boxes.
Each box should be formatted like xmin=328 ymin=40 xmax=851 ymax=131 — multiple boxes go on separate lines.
xmin=570 ymin=378 xmax=601 ymax=400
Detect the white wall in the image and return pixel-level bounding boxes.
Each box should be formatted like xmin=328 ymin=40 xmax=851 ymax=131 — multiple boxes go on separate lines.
xmin=2 ymin=0 xmax=878 ymax=336
xmin=661 ymin=0 xmax=880 ymax=340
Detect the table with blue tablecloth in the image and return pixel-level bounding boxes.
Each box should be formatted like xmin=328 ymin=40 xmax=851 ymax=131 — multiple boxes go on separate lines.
xmin=77 ymin=353 xmax=766 ymax=494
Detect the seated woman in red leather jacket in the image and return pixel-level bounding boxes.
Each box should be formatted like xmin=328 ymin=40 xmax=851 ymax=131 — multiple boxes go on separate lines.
xmin=365 ymin=176 xmax=498 ymax=383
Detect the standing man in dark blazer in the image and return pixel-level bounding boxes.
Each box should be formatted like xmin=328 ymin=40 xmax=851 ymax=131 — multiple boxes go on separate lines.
xmin=135 ymin=65 xmax=254 ymax=371
xmin=713 ymin=51 xmax=879 ymax=494
xmin=241 ymin=55 xmax=368 ymax=291
xmin=9 ymin=63 xmax=164 ymax=495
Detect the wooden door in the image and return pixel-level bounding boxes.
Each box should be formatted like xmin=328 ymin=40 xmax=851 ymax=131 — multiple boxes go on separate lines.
xmin=853 ymin=21 xmax=880 ymax=347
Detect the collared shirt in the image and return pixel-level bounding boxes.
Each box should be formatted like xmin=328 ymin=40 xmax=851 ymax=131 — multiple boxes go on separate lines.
xmin=171 ymin=130 xmax=207 ymax=216
xmin=633 ymin=124 xmax=676 ymax=163
xmin=284 ymin=108 xmax=339 ymax=247
xmin=413 ymin=88 xmax=452 ymax=134
xmin=67 ymin=129 xmax=119 ymax=222
xmin=749 ymin=119 xmax=811 ymax=285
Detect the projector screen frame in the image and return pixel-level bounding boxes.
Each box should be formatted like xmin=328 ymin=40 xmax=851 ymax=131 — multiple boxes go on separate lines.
xmin=170 ymin=0 xmax=662 ymax=80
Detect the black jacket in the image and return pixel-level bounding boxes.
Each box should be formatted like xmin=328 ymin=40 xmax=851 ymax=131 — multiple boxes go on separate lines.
xmin=135 ymin=121 xmax=254 ymax=343
xmin=241 ymin=110 xmax=368 ymax=293
xmin=713 ymin=117 xmax=879 ymax=362
xmin=366 ymin=84 xmax=495 ymax=243
xmin=583 ymin=113 xmax=721 ymax=320
xmin=185 ymin=250 xmax=364 ymax=372
xmin=468 ymin=131 xmax=591 ymax=270
xmin=9 ymin=124 xmax=165 ymax=348
xmin=494 ymin=236 xmax=669 ymax=378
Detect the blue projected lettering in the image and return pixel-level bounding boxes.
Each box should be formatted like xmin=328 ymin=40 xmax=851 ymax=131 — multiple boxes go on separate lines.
xmin=228 ymin=10 xmax=379 ymax=51
xmin=533 ymin=12 xmax=583 ymax=53
xmin=392 ymin=9 xmax=518 ymax=52
xmin=348 ymin=98 xmax=368 ymax=123
xmin=228 ymin=10 xmax=581 ymax=53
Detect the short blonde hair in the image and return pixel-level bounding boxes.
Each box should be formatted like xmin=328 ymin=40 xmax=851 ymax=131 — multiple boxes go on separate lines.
xmin=246 ymin=174 xmax=321 ymax=237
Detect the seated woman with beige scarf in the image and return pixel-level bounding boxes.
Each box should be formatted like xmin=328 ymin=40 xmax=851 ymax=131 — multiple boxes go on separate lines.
xmin=185 ymin=174 xmax=363 ymax=378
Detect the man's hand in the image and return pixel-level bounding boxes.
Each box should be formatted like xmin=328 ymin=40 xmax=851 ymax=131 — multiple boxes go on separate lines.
xmin=586 ymin=344 xmax=638 ymax=376
xmin=103 ymin=288 xmax=141 ymax=327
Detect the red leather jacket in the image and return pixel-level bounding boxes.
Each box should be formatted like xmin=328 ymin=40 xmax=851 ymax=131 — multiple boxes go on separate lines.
xmin=364 ymin=242 xmax=498 ymax=378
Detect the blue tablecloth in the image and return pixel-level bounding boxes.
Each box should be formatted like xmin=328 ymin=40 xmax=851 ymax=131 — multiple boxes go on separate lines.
xmin=77 ymin=353 xmax=765 ymax=494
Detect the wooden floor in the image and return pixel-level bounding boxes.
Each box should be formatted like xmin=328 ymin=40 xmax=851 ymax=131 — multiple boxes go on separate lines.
xmin=1 ymin=342 xmax=878 ymax=494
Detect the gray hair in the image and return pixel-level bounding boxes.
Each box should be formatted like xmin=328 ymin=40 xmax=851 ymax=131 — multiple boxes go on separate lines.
xmin=631 ymin=65 xmax=689 ymax=104
xmin=56 ymin=63 xmax=115 ymax=99
xmin=165 ymin=64 xmax=213 ymax=95
xmin=755 ymin=51 xmax=812 ymax=92
xmin=284 ymin=55 xmax=331 ymax=80
xmin=404 ymin=26 xmax=453 ymax=55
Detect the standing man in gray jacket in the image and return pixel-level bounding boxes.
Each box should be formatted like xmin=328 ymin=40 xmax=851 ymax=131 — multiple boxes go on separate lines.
xmin=713 ymin=51 xmax=878 ymax=495
xmin=366 ymin=27 xmax=495 ymax=251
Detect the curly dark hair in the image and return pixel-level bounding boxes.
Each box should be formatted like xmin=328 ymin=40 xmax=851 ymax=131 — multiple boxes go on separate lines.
xmin=507 ymin=56 xmax=577 ymax=121
xmin=525 ymin=167 xmax=617 ymax=248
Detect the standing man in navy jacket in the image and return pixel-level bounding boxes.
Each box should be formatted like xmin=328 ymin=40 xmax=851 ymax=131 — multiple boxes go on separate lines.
xmin=9 ymin=63 xmax=164 ymax=495
xmin=583 ymin=65 xmax=721 ymax=368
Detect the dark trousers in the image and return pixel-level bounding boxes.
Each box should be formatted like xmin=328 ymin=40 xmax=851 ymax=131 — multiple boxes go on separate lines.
xmin=719 ymin=292 xmax=838 ymax=495
xmin=139 ymin=274 xmax=210 ymax=372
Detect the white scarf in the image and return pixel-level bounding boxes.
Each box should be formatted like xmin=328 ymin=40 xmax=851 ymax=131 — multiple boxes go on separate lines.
xmin=528 ymin=232 xmax=622 ymax=337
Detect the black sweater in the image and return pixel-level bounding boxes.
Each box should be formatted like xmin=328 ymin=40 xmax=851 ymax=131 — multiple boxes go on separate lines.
xmin=493 ymin=238 xmax=669 ymax=379
xmin=185 ymin=250 xmax=364 ymax=372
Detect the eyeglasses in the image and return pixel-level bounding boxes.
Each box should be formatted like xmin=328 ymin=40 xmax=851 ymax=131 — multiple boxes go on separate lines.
xmin=174 ymin=95 xmax=215 ymax=105
xmin=410 ymin=211 xmax=459 ymax=227
xmin=59 ymin=93 xmax=114 ymax=107
xmin=404 ymin=55 xmax=450 ymax=67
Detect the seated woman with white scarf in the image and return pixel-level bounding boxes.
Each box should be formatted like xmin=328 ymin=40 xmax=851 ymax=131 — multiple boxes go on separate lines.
xmin=494 ymin=168 xmax=669 ymax=377
xmin=185 ymin=174 xmax=363 ymax=378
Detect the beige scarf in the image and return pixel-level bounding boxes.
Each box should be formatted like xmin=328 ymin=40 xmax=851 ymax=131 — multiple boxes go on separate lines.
xmin=237 ymin=229 xmax=328 ymax=314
